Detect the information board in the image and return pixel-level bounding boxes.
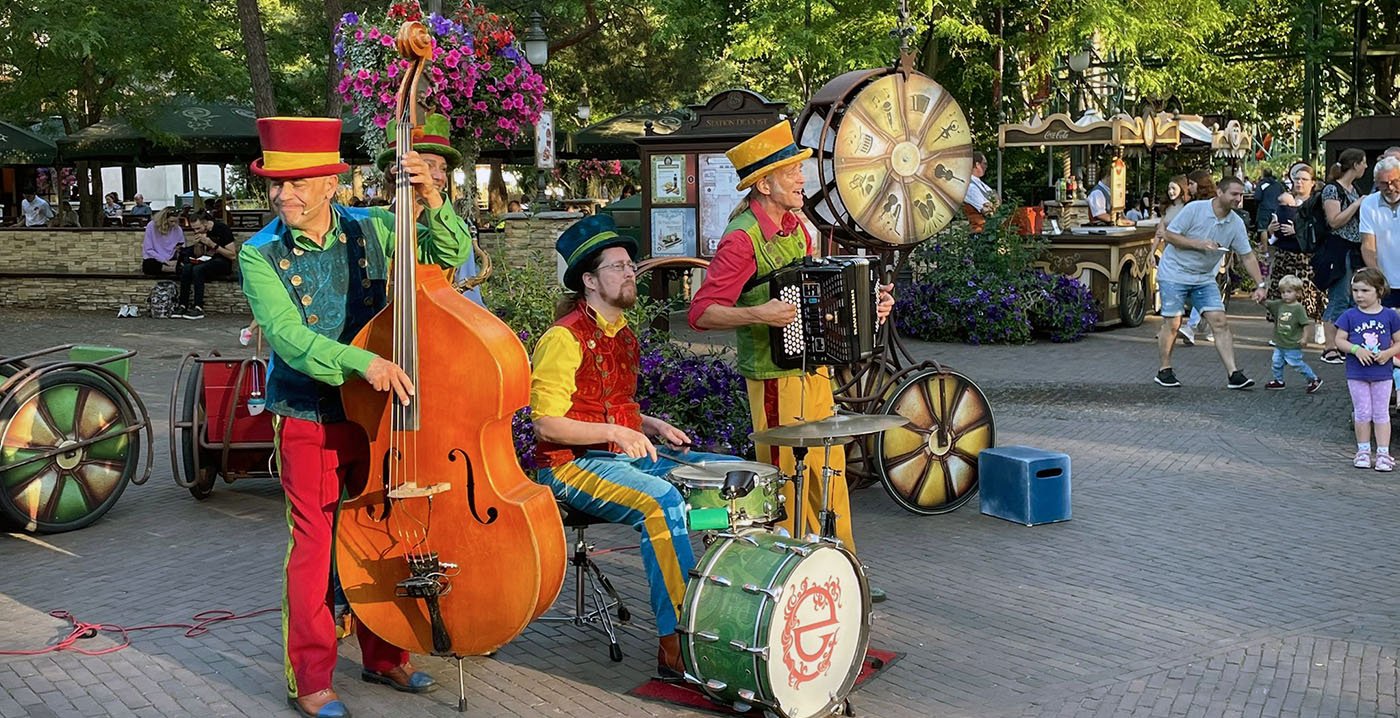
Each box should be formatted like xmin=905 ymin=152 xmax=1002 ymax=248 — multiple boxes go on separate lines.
xmin=697 ymin=153 xmax=745 ymax=257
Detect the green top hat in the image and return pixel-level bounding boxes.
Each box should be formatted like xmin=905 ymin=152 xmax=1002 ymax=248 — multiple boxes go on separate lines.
xmin=375 ymin=113 xmax=463 ymax=170
xmin=556 ymin=214 xmax=638 ymax=293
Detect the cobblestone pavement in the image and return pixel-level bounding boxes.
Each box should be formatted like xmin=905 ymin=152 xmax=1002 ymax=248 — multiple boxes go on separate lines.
xmin=2 ymin=303 xmax=1397 ymax=718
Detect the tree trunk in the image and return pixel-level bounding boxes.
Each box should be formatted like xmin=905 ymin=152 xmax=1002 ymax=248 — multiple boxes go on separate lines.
xmin=86 ymin=163 xmax=103 ymax=228
xmin=324 ymin=0 xmax=344 ymax=118
xmin=238 ymin=0 xmax=278 ymax=117
xmin=488 ymin=160 xmax=509 ymax=214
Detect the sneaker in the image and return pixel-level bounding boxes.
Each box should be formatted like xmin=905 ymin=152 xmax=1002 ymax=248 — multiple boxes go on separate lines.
xmin=116 ymin=305 xmax=129 ymax=318
xmin=1154 ymin=368 xmax=1182 ymax=388
xmin=239 ymin=327 xmax=253 ymax=346
xmin=1268 ymin=339 xmax=1277 ymax=347
xmin=1321 ymin=349 xmax=1345 ymax=364
xmin=1203 ymin=330 xmax=1215 ymax=342
xmin=170 ymin=304 xmax=188 ymax=319
xmin=1177 ymin=325 xmax=1196 ymax=346
xmin=183 ymin=306 xmax=205 ymax=320
xmin=1265 ymin=380 xmax=1285 ymax=390
xmin=126 ymin=304 xmax=139 ymax=318
xmin=1354 ymin=449 xmax=1372 ymax=469
xmin=1227 ymin=371 xmax=1255 ymax=389
xmin=1306 ymin=378 xmax=1323 ymax=394
xmin=1375 ymin=453 xmax=1395 ymax=472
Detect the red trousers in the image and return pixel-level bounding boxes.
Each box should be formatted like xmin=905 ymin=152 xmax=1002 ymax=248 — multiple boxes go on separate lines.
xmin=277 ymin=416 xmax=406 ymax=698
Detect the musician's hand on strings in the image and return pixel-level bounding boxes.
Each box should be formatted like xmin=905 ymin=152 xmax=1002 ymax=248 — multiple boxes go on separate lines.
xmin=611 ymin=425 xmax=658 ymax=462
xmin=875 ymin=283 xmax=895 ymax=324
xmin=398 ymin=151 xmax=443 ymax=209
xmin=364 ymin=357 xmax=415 ymax=406
xmin=754 ymin=298 xmax=798 ymax=327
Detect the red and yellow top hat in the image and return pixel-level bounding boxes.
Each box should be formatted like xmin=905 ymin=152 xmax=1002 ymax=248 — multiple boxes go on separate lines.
xmin=726 ymin=120 xmax=812 ymax=191
xmin=249 ymin=117 xmax=350 ymax=179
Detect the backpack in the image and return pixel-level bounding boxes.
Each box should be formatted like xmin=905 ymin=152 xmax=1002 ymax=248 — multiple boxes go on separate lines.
xmin=1293 ymin=190 xmax=1326 ymax=254
xmin=146 ymin=280 xmax=178 ymax=318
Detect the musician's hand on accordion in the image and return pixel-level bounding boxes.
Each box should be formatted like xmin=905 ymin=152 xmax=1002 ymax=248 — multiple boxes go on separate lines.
xmin=753 ymin=298 xmax=800 ymax=328
xmin=876 ymin=283 xmax=894 ymax=325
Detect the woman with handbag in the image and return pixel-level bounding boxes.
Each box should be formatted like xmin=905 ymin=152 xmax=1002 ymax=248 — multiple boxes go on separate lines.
xmin=1317 ymin=149 xmax=1370 ymax=364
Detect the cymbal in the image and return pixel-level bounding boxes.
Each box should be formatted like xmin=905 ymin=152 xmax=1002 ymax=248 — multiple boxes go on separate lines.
xmin=750 ymin=413 xmax=911 ymax=447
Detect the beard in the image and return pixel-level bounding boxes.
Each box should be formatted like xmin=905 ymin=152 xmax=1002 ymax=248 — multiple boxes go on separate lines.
xmin=602 ymin=282 xmax=638 ymax=310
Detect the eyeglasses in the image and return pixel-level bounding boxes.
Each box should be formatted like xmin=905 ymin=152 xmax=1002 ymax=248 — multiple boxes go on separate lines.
xmin=594 ymin=261 xmax=637 ymax=274
xmin=1380 ymin=178 xmax=1400 ymax=190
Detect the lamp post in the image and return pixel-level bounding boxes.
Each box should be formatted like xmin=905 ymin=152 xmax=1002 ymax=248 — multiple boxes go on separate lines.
xmin=524 ymin=10 xmax=550 ymax=212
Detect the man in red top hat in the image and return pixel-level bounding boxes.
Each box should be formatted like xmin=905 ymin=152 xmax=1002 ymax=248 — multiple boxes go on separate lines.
xmin=239 ymin=117 xmax=474 ymax=718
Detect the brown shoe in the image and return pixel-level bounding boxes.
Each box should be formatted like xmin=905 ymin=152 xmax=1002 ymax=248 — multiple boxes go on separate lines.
xmin=657 ymin=633 xmax=684 ymax=678
xmin=288 ymin=688 xmax=350 ymax=718
xmin=361 ymin=663 xmax=437 ymax=694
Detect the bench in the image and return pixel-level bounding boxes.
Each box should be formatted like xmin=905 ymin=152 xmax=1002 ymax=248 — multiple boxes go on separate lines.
xmin=0 ymin=271 xmax=249 ymax=315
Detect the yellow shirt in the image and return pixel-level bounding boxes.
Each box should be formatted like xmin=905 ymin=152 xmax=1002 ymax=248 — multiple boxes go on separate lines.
xmin=529 ymin=309 xmax=630 ymax=420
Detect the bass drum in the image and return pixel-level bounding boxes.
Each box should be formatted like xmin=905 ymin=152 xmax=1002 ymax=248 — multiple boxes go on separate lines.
xmin=679 ymin=528 xmax=871 ymax=718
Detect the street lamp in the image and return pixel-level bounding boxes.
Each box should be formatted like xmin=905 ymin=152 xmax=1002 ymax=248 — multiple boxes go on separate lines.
xmin=525 ymin=10 xmax=550 ymax=211
xmin=524 ymin=11 xmax=549 ymax=67
xmin=1067 ymin=47 xmax=1093 ymax=74
xmin=577 ymin=88 xmax=591 ymax=124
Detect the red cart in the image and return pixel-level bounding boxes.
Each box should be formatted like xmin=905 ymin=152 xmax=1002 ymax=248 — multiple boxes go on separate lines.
xmin=168 ymin=352 xmax=276 ymax=499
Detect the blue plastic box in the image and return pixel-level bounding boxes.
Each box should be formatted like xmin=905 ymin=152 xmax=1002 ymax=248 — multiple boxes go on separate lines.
xmin=978 ymin=446 xmax=1071 ymax=526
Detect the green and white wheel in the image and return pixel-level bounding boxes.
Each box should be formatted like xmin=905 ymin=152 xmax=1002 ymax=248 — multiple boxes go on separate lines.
xmin=0 ymin=371 xmax=139 ymax=533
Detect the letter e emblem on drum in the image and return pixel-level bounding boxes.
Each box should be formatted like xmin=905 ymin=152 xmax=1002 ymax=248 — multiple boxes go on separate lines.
xmin=780 ymin=576 xmax=843 ymax=688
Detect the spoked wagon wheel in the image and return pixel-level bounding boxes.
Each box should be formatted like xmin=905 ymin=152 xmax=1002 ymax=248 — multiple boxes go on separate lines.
xmin=0 ymin=371 xmax=139 ymax=532
xmin=1118 ymin=268 xmax=1149 ymax=328
xmin=873 ymin=367 xmax=994 ymax=515
xmin=178 ymin=363 xmax=217 ymax=500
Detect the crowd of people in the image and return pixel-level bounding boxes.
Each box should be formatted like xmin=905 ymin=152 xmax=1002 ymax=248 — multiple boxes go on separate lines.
xmin=1151 ymin=146 xmax=1400 ymax=470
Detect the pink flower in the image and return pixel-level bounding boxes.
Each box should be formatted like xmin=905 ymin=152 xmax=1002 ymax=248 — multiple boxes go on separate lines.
xmin=443 ymin=50 xmax=460 ymax=69
xmin=368 ymin=27 xmax=380 ymax=39
xmin=374 ymin=114 xmax=389 ymax=129
xmin=357 ymin=69 xmax=370 ymax=80
xmin=473 ymin=101 xmax=487 ymax=112
xmin=473 ymin=127 xmax=483 ymax=137
xmin=380 ymin=35 xmax=394 ymax=47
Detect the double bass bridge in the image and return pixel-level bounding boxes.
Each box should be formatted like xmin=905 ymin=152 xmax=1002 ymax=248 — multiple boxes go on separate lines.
xmin=387 ymin=481 xmax=451 ymax=499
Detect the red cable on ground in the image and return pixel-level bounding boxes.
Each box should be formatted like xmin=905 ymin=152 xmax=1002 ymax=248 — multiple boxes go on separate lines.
xmin=0 ymin=608 xmax=279 ymax=657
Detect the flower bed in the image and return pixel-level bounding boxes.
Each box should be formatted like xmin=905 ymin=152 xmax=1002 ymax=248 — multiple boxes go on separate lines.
xmin=898 ymin=208 xmax=1097 ymax=344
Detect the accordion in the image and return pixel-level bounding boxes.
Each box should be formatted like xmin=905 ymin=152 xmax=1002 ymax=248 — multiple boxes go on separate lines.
xmin=768 ymin=255 xmax=880 ymax=370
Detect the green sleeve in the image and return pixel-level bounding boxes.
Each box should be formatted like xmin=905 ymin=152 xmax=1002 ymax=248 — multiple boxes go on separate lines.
xmin=239 ymin=242 xmax=376 ymax=385
xmin=1265 ymin=299 xmax=1283 ymax=315
xmin=366 ymin=202 xmax=473 ymax=269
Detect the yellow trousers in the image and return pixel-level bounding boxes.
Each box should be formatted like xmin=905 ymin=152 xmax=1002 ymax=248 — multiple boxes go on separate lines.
xmin=745 ymin=368 xmax=856 ymax=552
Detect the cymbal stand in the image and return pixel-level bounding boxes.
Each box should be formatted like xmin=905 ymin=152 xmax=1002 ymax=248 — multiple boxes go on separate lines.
xmin=817 ymin=437 xmax=841 ymax=542
xmin=789 ymin=446 xmax=809 ymax=540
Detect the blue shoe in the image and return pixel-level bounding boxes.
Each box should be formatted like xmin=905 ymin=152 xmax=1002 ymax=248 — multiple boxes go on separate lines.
xmin=287 ymin=692 xmax=351 ymax=718
xmin=362 ymin=665 xmax=437 ymax=694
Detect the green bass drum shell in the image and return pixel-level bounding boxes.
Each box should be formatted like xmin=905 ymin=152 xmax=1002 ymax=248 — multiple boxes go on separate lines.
xmin=679 ymin=528 xmax=871 ymax=718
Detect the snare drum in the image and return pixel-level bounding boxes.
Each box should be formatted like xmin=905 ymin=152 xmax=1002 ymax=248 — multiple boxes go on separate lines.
xmin=679 ymin=528 xmax=871 ymax=718
xmin=667 ymin=461 xmax=783 ymax=528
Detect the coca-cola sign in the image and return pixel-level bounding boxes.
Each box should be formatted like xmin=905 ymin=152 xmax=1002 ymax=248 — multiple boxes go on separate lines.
xmin=1044 ymin=129 xmax=1071 ymax=140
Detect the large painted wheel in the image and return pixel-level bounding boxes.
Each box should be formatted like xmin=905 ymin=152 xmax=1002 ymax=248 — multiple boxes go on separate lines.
xmin=179 ymin=363 xmax=217 ymax=500
xmin=831 ymin=359 xmax=897 ymax=490
xmin=0 ymin=371 xmax=139 ymax=532
xmin=873 ymin=367 xmax=994 ymax=515
xmin=1118 ymin=267 xmax=1149 ymax=328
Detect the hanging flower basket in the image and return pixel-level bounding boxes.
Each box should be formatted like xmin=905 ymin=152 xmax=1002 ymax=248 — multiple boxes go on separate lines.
xmin=335 ymin=1 xmax=547 ymax=161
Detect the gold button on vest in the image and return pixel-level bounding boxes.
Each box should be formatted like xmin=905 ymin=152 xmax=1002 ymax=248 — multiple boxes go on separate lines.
xmin=307 ymin=314 xmax=318 ymax=325
xmin=301 ymin=295 xmax=313 ymax=306
xmin=290 ymin=275 xmax=303 ymax=287
xmin=278 ymin=258 xmax=291 ymax=270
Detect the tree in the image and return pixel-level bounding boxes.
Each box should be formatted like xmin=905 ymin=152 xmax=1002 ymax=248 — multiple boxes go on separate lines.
xmin=0 ymin=0 xmax=244 ymax=223
xmin=239 ymin=0 xmax=280 ymax=117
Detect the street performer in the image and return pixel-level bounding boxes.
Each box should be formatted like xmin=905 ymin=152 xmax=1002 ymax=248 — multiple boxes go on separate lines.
xmin=377 ymin=112 xmax=486 ymax=307
xmin=529 ymin=214 xmax=738 ymax=676
xmin=239 ymin=117 xmax=473 ymax=718
xmin=688 ymin=121 xmax=893 ymax=600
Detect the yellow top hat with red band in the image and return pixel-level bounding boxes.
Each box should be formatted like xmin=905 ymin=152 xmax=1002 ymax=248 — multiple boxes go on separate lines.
xmin=250 ymin=117 xmax=350 ymax=179
xmin=726 ymin=120 xmax=812 ymax=191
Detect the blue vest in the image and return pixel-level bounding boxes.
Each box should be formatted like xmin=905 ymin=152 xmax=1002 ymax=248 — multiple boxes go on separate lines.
xmin=252 ymin=206 xmax=389 ymax=422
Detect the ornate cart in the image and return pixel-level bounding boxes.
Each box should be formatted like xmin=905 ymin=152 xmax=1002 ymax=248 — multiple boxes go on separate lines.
xmin=168 ymin=351 xmax=276 ymax=499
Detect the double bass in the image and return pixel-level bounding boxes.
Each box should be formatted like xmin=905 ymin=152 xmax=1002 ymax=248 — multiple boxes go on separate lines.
xmin=336 ymin=21 xmax=565 ymax=664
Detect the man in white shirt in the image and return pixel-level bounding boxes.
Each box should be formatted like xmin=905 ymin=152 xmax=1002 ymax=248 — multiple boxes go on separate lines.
xmin=20 ymin=189 xmax=53 ymax=227
xmin=961 ymin=151 xmax=997 ymax=233
xmin=1360 ymin=156 xmax=1400 ymax=308
xmin=1085 ymin=163 xmax=1112 ymax=224
xmin=1154 ymin=177 xmax=1268 ymax=389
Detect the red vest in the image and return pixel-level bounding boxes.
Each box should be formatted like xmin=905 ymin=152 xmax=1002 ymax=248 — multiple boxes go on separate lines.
xmin=534 ymin=303 xmax=643 ymax=469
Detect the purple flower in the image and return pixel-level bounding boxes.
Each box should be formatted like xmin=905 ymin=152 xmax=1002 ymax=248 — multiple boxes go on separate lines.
xmin=341 ymin=11 xmax=359 ymax=25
